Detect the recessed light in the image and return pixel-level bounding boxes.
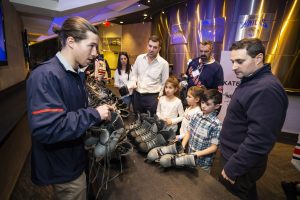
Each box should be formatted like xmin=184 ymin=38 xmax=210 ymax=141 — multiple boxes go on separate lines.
xmin=162 ymin=11 xmax=165 ymax=14
xmin=147 ymin=0 xmax=150 ymax=2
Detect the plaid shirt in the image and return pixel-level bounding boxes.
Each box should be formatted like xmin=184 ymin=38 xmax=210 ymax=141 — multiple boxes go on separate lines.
xmin=188 ymin=111 xmax=222 ymax=167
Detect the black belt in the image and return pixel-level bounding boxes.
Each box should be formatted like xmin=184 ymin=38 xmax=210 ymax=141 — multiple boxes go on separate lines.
xmin=136 ymin=91 xmax=159 ymax=96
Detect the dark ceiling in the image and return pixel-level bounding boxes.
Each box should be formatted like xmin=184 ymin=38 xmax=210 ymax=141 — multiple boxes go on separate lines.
xmin=110 ymin=0 xmax=187 ymax=24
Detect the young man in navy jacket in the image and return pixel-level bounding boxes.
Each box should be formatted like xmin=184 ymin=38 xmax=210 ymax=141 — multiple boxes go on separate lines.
xmin=26 ymin=17 xmax=113 ymax=200
xmin=219 ymin=38 xmax=288 ymax=200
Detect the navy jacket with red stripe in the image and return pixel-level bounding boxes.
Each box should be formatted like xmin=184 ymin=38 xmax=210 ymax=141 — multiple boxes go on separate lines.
xmin=26 ymin=56 xmax=101 ymax=185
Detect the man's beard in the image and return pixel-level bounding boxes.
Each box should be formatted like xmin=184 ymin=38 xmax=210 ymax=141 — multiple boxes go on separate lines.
xmin=200 ymin=55 xmax=208 ymax=63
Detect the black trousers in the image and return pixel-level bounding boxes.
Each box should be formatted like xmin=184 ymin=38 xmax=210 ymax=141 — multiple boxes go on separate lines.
xmin=219 ymin=155 xmax=267 ymax=200
xmin=133 ymin=91 xmax=159 ymax=116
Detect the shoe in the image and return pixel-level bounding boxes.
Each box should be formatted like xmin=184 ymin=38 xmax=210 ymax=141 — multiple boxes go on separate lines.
xmin=94 ymin=128 xmax=125 ymax=159
xmin=111 ymin=112 xmax=124 ymax=130
xmin=160 ymin=154 xmax=196 ymax=168
xmin=159 ymin=129 xmax=176 ymax=142
xmin=88 ymin=126 xmax=110 ymax=145
xmin=84 ymin=135 xmax=99 ymax=150
xmin=130 ymin=120 xmax=152 ymax=138
xmin=135 ymin=123 xmax=158 ymax=143
xmin=116 ymin=141 xmax=133 ymax=156
xmin=147 ymin=141 xmax=183 ymax=162
xmin=101 ymin=112 xmax=124 ymax=133
xmin=139 ymin=134 xmax=166 ymax=153
xmin=281 ymin=181 xmax=299 ymax=200
xmin=125 ymin=113 xmax=141 ymax=130
xmin=118 ymin=109 xmax=130 ymax=118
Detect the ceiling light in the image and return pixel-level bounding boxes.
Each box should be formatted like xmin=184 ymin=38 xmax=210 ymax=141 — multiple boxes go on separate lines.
xmin=120 ymin=21 xmax=124 ymax=24
xmin=143 ymin=13 xmax=148 ymax=17
xmin=162 ymin=11 xmax=165 ymax=14
xmin=147 ymin=0 xmax=150 ymax=2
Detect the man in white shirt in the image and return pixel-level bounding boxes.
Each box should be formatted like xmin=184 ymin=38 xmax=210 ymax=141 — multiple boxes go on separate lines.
xmin=129 ymin=35 xmax=169 ymax=115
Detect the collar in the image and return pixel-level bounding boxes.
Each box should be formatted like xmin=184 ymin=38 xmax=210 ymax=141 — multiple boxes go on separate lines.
xmin=241 ymin=63 xmax=271 ymax=84
xmin=206 ymin=57 xmax=215 ymax=65
xmin=143 ymin=53 xmax=160 ymax=63
xmin=56 ymin=52 xmax=78 ymax=73
xmin=200 ymin=111 xmax=218 ymax=122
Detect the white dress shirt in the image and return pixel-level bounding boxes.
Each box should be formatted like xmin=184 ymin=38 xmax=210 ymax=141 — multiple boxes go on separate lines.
xmin=129 ymin=53 xmax=169 ymax=94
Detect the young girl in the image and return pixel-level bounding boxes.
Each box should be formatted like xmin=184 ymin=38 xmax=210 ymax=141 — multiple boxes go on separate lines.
xmin=114 ymin=52 xmax=133 ymax=106
xmin=176 ymin=86 xmax=204 ymax=141
xmin=156 ymin=76 xmax=184 ymax=132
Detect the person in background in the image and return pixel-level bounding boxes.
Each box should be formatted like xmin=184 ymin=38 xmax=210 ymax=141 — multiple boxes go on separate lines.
xmin=219 ymin=38 xmax=288 ymax=200
xmin=128 ymin=35 xmax=169 ymax=116
xmin=26 ymin=16 xmax=113 ymax=200
xmin=186 ymin=40 xmax=224 ymax=93
xmin=94 ymin=53 xmax=109 ymax=82
xmin=114 ymin=52 xmax=133 ymax=107
xmin=156 ymin=76 xmax=184 ymax=132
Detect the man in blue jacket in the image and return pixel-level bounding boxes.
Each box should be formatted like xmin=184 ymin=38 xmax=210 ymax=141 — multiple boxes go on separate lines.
xmin=219 ymin=38 xmax=288 ymax=200
xmin=186 ymin=40 xmax=224 ymax=93
xmin=26 ymin=17 xmax=113 ymax=200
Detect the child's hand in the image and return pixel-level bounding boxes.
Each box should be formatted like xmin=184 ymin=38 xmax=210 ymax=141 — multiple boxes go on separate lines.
xmin=164 ymin=118 xmax=172 ymax=125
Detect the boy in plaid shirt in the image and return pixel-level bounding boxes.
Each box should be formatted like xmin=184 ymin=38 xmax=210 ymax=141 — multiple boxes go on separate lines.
xmin=149 ymin=89 xmax=222 ymax=173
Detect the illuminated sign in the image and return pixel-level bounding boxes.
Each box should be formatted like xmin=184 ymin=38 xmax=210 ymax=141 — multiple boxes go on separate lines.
xmin=235 ymin=13 xmax=274 ymax=41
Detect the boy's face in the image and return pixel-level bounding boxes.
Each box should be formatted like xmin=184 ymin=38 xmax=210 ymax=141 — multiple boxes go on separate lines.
xmin=73 ymin=31 xmax=99 ymax=68
xmin=201 ymin=99 xmax=220 ymax=115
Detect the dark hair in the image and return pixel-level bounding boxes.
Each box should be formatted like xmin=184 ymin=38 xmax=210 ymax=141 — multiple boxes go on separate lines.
xmin=149 ymin=35 xmax=162 ymax=47
xmin=117 ymin=52 xmax=131 ymax=80
xmin=200 ymin=40 xmax=213 ymax=50
xmin=52 ymin=16 xmax=98 ymax=47
xmin=202 ymin=89 xmax=222 ymax=105
xmin=229 ymin=38 xmax=265 ymax=62
xmin=163 ymin=76 xmax=180 ymax=97
xmin=188 ymin=86 xmax=206 ymax=107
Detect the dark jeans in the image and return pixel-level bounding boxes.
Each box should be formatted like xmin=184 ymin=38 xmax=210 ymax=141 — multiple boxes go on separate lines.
xmin=133 ymin=91 xmax=158 ymax=116
xmin=218 ymin=154 xmax=267 ymax=200
xmin=122 ymin=95 xmax=133 ymax=107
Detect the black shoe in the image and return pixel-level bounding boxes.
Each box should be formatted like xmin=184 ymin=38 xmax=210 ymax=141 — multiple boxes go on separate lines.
xmin=281 ymin=181 xmax=299 ymax=200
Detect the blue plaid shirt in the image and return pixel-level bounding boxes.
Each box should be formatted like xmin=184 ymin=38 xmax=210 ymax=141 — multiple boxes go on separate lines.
xmin=188 ymin=111 xmax=222 ymax=168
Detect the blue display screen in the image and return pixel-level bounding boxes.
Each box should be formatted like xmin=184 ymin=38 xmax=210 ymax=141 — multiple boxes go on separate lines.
xmin=0 ymin=3 xmax=8 ymax=65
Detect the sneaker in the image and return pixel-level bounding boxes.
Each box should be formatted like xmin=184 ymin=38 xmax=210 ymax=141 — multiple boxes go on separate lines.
xmin=135 ymin=123 xmax=158 ymax=143
xmin=159 ymin=154 xmax=196 ymax=168
xmin=94 ymin=128 xmax=125 ymax=159
xmin=147 ymin=141 xmax=183 ymax=162
xmin=139 ymin=134 xmax=166 ymax=153
xmin=130 ymin=120 xmax=152 ymax=138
